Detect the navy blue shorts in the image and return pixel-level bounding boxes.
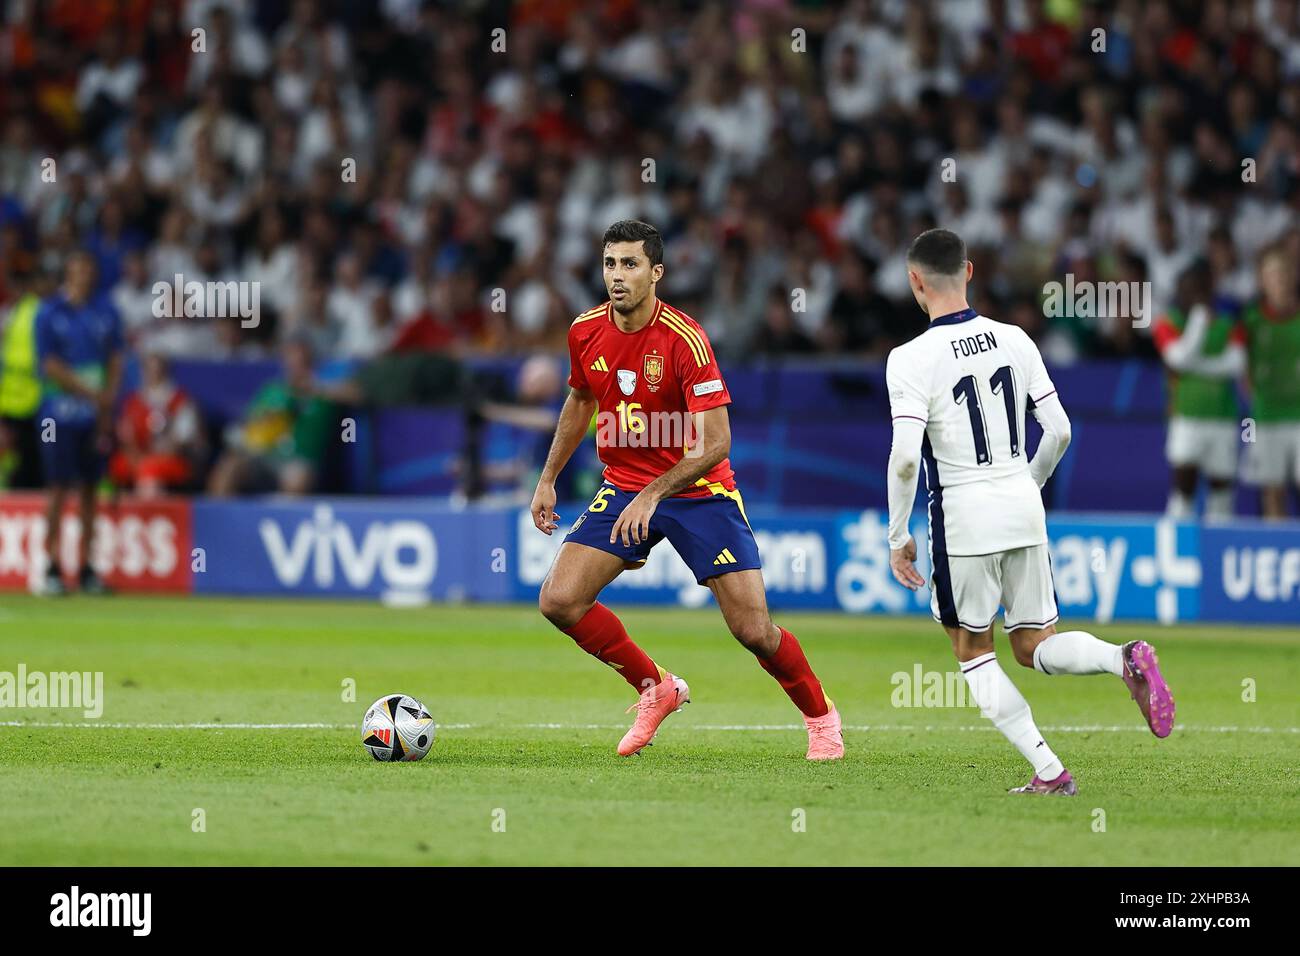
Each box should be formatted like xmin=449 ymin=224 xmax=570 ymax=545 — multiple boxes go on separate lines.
xmin=564 ymin=481 xmax=762 ymax=585
xmin=38 ymin=421 xmax=105 ymax=486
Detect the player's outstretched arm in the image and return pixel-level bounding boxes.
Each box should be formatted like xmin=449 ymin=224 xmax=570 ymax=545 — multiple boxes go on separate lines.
xmin=1028 ymin=396 xmax=1072 ymax=489
xmin=531 ymin=386 xmax=596 ymax=535
xmin=886 ymin=418 xmax=926 ymax=590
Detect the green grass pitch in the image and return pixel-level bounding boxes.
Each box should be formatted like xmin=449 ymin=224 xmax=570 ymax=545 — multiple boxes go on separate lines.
xmin=0 ymin=595 xmax=1296 ymax=866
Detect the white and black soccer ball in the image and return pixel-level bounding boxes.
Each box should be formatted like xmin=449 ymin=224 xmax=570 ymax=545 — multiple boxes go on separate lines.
xmin=361 ymin=694 xmax=436 ymax=762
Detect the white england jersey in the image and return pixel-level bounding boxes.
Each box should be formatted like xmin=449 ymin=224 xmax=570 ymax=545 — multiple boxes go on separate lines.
xmin=887 ymin=308 xmax=1057 ymax=556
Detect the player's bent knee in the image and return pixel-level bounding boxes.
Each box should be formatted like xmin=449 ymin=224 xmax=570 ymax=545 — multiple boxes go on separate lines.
xmin=730 ymin=618 xmax=776 ymax=654
xmin=537 ymin=581 xmax=585 ymax=629
xmin=1012 ymin=642 xmax=1037 ymax=669
xmin=537 ymin=591 xmax=568 ymax=627
xmin=1010 ymin=625 xmax=1054 ymax=668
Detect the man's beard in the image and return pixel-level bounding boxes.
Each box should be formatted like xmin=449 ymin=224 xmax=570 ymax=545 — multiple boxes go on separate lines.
xmin=610 ymin=290 xmax=643 ymax=314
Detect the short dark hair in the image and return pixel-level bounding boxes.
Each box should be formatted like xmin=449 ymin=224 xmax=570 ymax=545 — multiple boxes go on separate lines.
xmin=906 ymin=228 xmax=967 ymax=277
xmin=602 ymin=219 xmax=663 ymax=266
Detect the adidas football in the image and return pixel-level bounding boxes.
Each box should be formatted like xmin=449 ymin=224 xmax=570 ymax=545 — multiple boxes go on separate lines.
xmin=361 ymin=694 xmax=436 ymax=761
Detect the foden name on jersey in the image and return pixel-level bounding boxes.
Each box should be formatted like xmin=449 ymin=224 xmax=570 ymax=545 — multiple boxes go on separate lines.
xmin=950 ymin=330 xmax=998 ymax=359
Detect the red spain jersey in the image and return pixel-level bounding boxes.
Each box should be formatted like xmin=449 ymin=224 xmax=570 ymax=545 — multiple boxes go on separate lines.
xmin=567 ymin=298 xmax=735 ymax=498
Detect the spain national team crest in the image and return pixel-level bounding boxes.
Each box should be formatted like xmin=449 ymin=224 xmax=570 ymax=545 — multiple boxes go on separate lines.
xmin=617 ymin=369 xmax=637 ymax=395
xmin=643 ymin=353 xmax=664 ymax=389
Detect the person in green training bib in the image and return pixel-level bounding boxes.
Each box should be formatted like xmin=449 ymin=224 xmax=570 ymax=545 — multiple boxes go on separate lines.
xmin=1242 ymin=244 xmax=1300 ymax=519
xmin=206 ymin=338 xmax=336 ymax=496
xmin=1153 ymin=263 xmax=1245 ymax=521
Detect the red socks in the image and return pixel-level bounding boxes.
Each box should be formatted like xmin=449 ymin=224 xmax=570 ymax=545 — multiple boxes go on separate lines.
xmin=758 ymin=627 xmax=830 ymax=718
xmin=563 ymin=608 xmax=826 ymax=717
xmin=563 ymin=603 xmax=662 ymax=692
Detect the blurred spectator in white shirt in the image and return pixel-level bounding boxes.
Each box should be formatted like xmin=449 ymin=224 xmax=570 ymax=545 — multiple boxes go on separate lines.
xmin=329 ymin=253 xmax=385 ymax=359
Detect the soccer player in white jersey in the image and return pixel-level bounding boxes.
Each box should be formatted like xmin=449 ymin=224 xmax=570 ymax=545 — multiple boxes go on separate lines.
xmin=884 ymin=229 xmax=1176 ymax=795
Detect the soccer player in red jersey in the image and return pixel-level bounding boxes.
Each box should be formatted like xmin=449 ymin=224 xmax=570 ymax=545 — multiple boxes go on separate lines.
xmin=530 ymin=220 xmax=843 ymax=760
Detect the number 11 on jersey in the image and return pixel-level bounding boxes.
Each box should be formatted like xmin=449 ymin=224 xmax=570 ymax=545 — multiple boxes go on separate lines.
xmin=953 ymin=365 xmax=1020 ymax=466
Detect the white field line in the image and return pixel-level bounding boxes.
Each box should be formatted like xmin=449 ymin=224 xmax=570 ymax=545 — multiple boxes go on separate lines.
xmin=1 ymin=720 xmax=1296 ymax=734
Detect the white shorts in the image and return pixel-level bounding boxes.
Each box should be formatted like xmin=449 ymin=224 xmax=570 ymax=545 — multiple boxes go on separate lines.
xmin=1243 ymin=422 xmax=1300 ymax=487
xmin=930 ymin=543 xmax=1059 ymax=633
xmin=1165 ymin=416 xmax=1239 ymax=480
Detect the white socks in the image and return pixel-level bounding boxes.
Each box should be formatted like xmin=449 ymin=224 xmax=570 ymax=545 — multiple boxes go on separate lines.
xmin=1167 ymin=488 xmax=1235 ymax=521
xmin=1206 ymin=488 xmax=1234 ymax=522
xmin=961 ymin=652 xmax=1064 ymax=781
xmin=962 ymin=634 xmax=1126 ymax=780
xmin=1032 ymin=630 xmax=1124 ymax=676
xmin=1166 ymin=491 xmax=1193 ymax=519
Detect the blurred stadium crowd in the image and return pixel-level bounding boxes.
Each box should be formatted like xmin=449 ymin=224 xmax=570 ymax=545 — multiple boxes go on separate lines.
xmin=1 ymin=0 xmax=1299 ymax=510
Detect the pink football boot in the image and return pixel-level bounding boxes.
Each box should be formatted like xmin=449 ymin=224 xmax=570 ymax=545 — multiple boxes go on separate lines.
xmin=618 ymin=673 xmax=690 ymax=756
